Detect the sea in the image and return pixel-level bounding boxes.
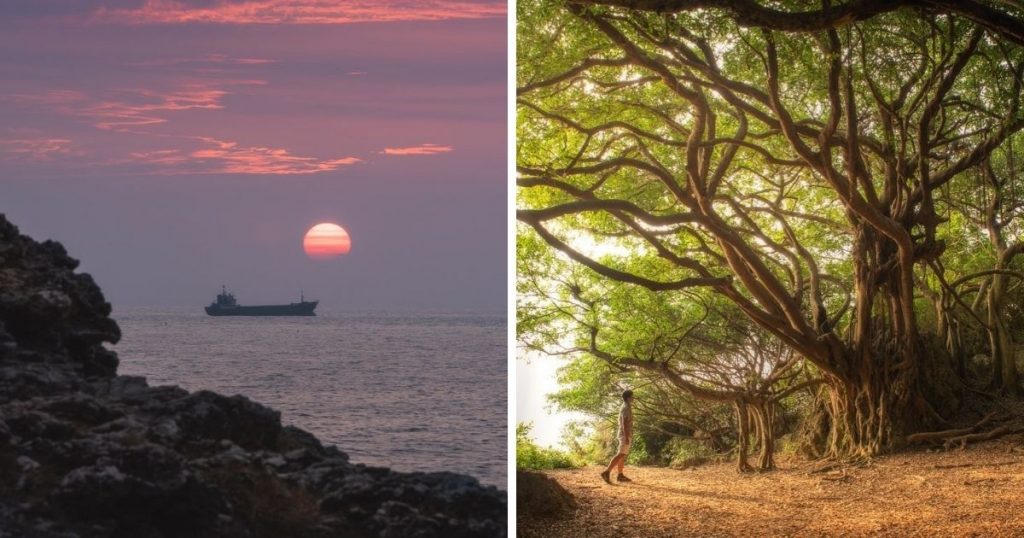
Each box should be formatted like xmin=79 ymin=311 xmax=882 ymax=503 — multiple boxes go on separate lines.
xmin=112 ymin=307 xmax=506 ymax=487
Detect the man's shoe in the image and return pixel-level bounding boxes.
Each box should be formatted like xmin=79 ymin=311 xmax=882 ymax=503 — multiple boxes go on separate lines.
xmin=600 ymin=470 xmax=612 ymax=484
xmin=617 ymin=474 xmax=632 ymax=483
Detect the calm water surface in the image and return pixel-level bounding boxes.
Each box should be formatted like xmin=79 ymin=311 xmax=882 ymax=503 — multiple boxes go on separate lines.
xmin=113 ymin=307 xmax=506 ymax=486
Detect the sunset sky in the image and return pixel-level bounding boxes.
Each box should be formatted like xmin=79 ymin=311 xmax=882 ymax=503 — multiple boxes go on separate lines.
xmin=0 ymin=0 xmax=505 ymax=309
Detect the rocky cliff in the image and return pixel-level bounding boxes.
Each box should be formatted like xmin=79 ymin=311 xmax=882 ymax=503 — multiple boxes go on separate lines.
xmin=0 ymin=214 xmax=506 ymax=537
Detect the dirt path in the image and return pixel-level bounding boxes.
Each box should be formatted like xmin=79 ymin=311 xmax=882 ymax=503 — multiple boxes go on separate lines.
xmin=519 ymin=436 xmax=1024 ymax=537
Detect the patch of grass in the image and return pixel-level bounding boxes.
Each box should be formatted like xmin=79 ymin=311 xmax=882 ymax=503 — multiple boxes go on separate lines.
xmin=517 ymin=423 xmax=579 ymax=470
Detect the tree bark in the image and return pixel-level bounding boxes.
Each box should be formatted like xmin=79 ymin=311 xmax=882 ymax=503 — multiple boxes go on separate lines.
xmin=809 ymin=222 xmax=938 ymax=458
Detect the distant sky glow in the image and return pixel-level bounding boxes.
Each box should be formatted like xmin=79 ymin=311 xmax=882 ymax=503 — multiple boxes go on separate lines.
xmin=0 ymin=0 xmax=505 ymax=309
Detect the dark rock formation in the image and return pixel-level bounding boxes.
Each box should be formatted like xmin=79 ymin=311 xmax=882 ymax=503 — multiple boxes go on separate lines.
xmin=0 ymin=214 xmax=506 ymax=537
xmin=515 ymin=471 xmax=575 ymax=521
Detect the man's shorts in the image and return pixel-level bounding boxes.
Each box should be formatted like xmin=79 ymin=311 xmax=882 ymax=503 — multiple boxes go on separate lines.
xmin=616 ymin=437 xmax=631 ymax=456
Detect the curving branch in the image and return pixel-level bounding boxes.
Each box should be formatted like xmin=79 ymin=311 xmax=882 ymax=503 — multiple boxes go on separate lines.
xmin=518 ymin=210 xmax=730 ymax=290
xmin=569 ymin=0 xmax=1024 ymax=47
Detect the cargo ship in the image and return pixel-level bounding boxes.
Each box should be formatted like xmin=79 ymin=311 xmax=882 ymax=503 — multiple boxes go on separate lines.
xmin=204 ymin=286 xmax=318 ymax=316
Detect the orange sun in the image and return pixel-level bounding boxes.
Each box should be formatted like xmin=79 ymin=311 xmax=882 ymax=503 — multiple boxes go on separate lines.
xmin=303 ymin=222 xmax=351 ymax=259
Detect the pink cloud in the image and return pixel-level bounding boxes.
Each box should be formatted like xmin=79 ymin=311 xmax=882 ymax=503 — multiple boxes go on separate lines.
xmin=0 ymin=73 xmax=362 ymax=176
xmin=93 ymin=1 xmax=505 ymax=25
xmin=85 ymin=86 xmax=231 ymax=130
xmin=127 ymin=149 xmax=191 ymax=166
xmin=2 ymin=86 xmax=361 ymax=175
xmin=381 ymin=143 xmax=453 ymax=156
xmin=132 ymin=54 xmax=278 ymax=67
xmin=3 ymin=82 xmax=262 ymax=133
xmin=134 ymin=136 xmax=362 ymax=174
xmin=3 ymin=90 xmax=88 ymax=107
xmin=0 ymin=137 xmax=78 ymax=161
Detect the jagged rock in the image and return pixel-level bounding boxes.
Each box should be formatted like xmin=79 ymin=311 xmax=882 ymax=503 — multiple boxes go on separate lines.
xmin=0 ymin=213 xmax=506 ymax=537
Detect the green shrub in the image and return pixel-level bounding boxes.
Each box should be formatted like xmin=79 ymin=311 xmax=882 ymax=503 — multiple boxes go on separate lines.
xmin=664 ymin=438 xmax=717 ymax=469
xmin=563 ymin=420 xmax=628 ymax=465
xmin=777 ymin=433 xmax=800 ymax=456
xmin=516 ymin=423 xmax=579 ymax=470
xmin=625 ymin=434 xmax=652 ymax=465
xmin=560 ymin=420 xmax=656 ymax=466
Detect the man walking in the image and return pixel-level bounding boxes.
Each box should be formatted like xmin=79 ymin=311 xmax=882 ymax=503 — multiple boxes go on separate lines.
xmin=601 ymin=389 xmax=633 ymax=484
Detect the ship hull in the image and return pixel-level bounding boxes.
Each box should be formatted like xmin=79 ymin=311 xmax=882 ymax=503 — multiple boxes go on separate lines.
xmin=205 ymin=301 xmax=318 ymax=316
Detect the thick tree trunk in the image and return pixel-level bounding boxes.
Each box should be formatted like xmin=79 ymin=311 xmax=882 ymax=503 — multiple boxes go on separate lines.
xmin=810 ymin=225 xmax=956 ymax=459
xmin=752 ymin=401 xmax=775 ymax=470
xmin=987 ymin=272 xmax=1020 ymax=395
xmin=734 ymin=400 xmax=775 ymax=472
xmin=734 ymin=402 xmax=754 ymax=473
xmin=922 ymin=284 xmax=965 ymax=377
xmin=982 ymin=160 xmax=1021 ymax=395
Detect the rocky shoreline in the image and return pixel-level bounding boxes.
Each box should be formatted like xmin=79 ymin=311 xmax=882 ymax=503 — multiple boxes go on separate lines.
xmin=0 ymin=214 xmax=506 ymax=537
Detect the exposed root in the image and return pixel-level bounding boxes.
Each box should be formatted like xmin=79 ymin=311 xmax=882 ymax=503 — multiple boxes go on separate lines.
xmin=844 ymin=454 xmax=874 ymax=467
xmin=943 ymin=426 xmax=1018 ymax=450
xmin=905 ymin=412 xmax=998 ymax=445
xmin=808 ymin=462 xmax=842 ymax=475
xmin=932 ymin=460 xmax=1019 ymax=469
xmin=806 ymin=455 xmax=873 ymax=477
xmin=819 ymin=469 xmax=850 ymax=482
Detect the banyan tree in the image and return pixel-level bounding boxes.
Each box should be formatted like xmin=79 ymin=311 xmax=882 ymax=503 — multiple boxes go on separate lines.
xmin=517 ymin=0 xmax=1024 ymax=459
